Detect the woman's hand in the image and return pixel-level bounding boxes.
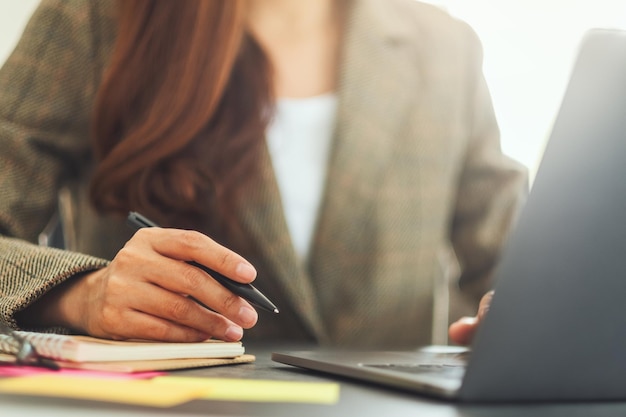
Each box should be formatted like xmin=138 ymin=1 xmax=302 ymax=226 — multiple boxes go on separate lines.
xmin=448 ymin=290 xmax=494 ymax=345
xmin=33 ymin=228 xmax=259 ymax=342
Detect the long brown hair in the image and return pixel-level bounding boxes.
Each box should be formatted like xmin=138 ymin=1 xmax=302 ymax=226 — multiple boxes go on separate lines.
xmin=90 ymin=0 xmax=273 ymax=229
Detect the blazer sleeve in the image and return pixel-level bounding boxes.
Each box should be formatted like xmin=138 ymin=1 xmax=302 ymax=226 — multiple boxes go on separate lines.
xmin=0 ymin=0 xmax=112 ymax=329
xmin=450 ymin=26 xmax=528 ymax=300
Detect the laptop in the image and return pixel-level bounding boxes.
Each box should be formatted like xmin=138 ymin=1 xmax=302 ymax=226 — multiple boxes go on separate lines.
xmin=272 ymin=28 xmax=626 ymax=402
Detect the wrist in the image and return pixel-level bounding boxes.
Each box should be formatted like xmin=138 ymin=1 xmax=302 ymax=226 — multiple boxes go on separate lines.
xmin=16 ymin=269 xmax=101 ymax=332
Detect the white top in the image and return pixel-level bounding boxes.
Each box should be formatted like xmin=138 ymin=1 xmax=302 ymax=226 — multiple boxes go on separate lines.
xmin=266 ymin=93 xmax=338 ymax=261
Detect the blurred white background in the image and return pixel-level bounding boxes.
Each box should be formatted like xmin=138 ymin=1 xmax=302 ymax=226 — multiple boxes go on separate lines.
xmin=1 ymin=0 xmax=625 ymax=182
xmin=422 ymin=0 xmax=626 ymax=181
xmin=0 ymin=1 xmax=39 ymax=63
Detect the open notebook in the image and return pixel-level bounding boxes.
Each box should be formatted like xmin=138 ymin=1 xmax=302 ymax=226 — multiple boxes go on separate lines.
xmin=0 ymin=331 xmax=254 ymax=372
xmin=273 ymin=28 xmax=626 ymax=402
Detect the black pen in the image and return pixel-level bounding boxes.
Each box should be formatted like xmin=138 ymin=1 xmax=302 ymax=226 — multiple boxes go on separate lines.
xmin=126 ymin=211 xmax=279 ymax=314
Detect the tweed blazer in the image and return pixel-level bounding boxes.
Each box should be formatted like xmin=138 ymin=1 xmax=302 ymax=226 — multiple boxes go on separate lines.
xmin=0 ymin=0 xmax=526 ymax=348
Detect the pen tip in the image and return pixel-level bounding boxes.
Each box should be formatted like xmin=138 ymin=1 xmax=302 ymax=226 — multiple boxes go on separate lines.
xmin=273 ymin=308 xmax=280 ymax=314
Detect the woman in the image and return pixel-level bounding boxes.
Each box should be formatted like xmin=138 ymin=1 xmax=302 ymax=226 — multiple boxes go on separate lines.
xmin=0 ymin=0 xmax=526 ymax=348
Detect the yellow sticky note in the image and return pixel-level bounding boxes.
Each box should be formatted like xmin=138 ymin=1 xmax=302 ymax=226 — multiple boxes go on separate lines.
xmin=152 ymin=376 xmax=340 ymax=404
xmin=0 ymin=375 xmax=206 ymax=407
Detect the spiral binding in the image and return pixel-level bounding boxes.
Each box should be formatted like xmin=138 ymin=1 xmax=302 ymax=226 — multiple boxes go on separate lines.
xmin=0 ymin=324 xmax=60 ymax=369
xmin=14 ymin=331 xmax=70 ymax=360
xmin=0 ymin=332 xmax=20 ymax=355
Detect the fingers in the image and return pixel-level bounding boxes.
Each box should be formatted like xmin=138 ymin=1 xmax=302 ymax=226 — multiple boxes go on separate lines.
xmin=112 ymin=244 xmax=258 ymax=329
xmin=128 ymin=281 xmax=249 ymax=341
xmin=133 ymin=228 xmax=257 ymax=284
xmin=448 ymin=317 xmax=478 ymax=346
xmin=477 ymin=290 xmax=494 ymax=321
xmin=95 ymin=309 xmax=213 ymax=343
xmin=448 ymin=290 xmax=494 ymax=346
xmin=72 ymin=228 xmax=261 ymax=342
xmin=82 ymin=273 xmax=249 ymax=342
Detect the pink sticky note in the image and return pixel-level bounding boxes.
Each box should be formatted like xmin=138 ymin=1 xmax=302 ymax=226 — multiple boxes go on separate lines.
xmin=0 ymin=365 xmax=164 ymax=379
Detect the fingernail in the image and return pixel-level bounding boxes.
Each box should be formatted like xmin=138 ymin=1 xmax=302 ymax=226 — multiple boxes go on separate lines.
xmin=225 ymin=325 xmax=243 ymax=341
xmin=236 ymin=262 xmax=257 ymax=280
xmin=457 ymin=317 xmax=478 ymax=325
xmin=238 ymin=306 xmax=258 ymax=326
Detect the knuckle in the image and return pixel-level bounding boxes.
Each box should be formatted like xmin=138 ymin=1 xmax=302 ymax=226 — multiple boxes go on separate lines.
xmin=148 ymin=322 xmax=175 ymax=341
xmin=179 ymin=265 xmax=204 ymax=289
xmin=199 ymin=313 xmax=228 ymax=337
xmin=179 ymin=330 xmax=206 ymax=343
xmin=177 ymin=230 xmax=206 ymax=251
xmin=112 ymin=247 xmax=137 ymax=269
xmin=132 ymin=227 xmax=158 ymax=241
xmin=124 ymin=230 xmax=147 ymax=249
xmin=97 ymin=274 xmax=128 ymax=303
xmin=217 ymin=251 xmax=235 ymax=269
xmin=219 ymin=291 xmax=240 ymax=312
xmin=166 ymin=298 xmax=193 ymax=321
xmin=96 ymin=305 xmax=119 ymax=332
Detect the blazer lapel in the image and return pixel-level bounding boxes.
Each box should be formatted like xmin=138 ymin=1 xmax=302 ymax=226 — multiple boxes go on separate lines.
xmin=236 ymin=144 xmax=329 ymax=342
xmin=309 ymin=0 xmax=424 ymax=329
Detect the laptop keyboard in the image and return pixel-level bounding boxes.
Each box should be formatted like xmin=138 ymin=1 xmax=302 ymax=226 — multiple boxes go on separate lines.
xmin=366 ymin=363 xmax=465 ymax=379
xmin=363 ymin=351 xmax=468 ymax=379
